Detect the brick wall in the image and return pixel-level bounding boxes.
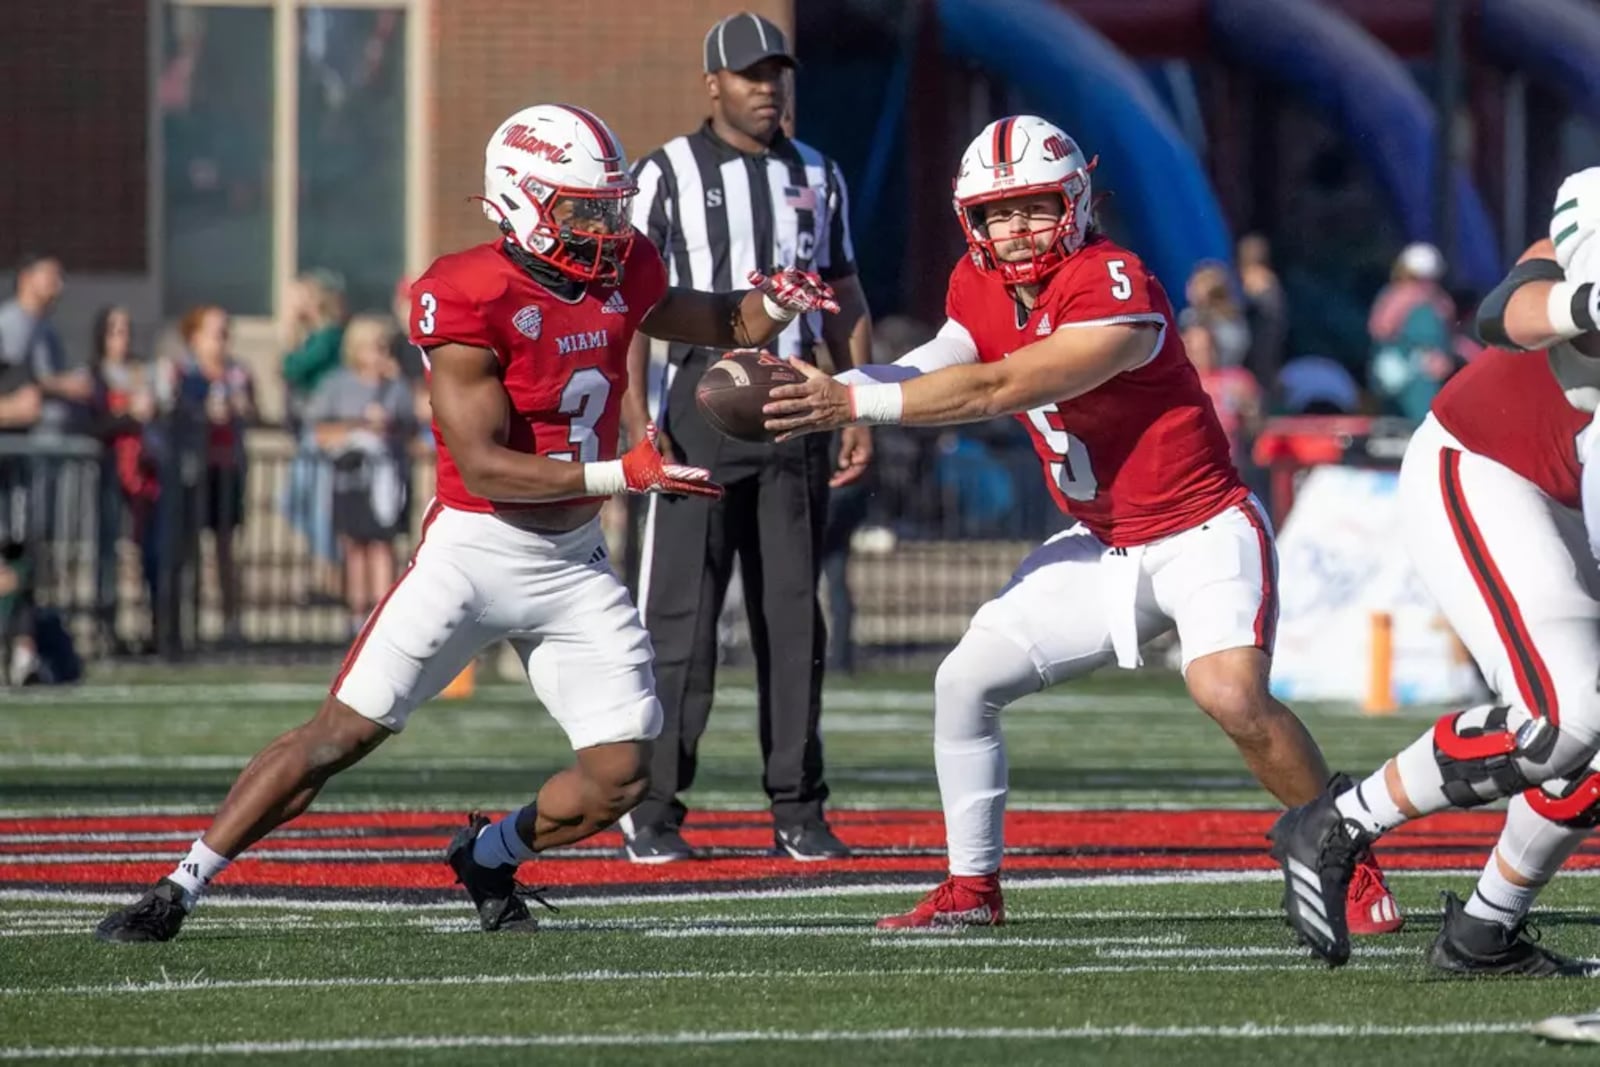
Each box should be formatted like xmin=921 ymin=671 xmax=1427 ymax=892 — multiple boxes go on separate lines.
xmin=0 ymin=0 xmax=148 ymax=272
xmin=428 ymin=0 xmax=791 ymax=260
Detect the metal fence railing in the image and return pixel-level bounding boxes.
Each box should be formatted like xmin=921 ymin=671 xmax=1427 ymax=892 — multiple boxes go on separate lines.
xmin=9 ymin=417 xmax=1290 ymax=670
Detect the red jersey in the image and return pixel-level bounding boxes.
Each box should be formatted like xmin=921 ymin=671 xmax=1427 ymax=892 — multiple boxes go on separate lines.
xmin=408 ymin=235 xmax=667 ymax=513
xmin=1431 ymin=347 xmax=1590 ymax=507
xmin=946 ymin=236 xmax=1246 ymax=546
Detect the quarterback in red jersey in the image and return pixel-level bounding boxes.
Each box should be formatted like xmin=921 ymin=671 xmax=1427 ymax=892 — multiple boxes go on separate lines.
xmin=761 ymin=114 xmax=1397 ymax=933
xmin=94 ymin=103 xmax=839 ymax=943
xmin=1272 ymin=212 xmax=1600 ymax=975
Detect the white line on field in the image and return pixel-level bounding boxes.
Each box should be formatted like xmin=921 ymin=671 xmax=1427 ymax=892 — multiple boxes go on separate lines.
xmin=0 ymin=963 xmax=1297 ymax=999
xmin=0 ymin=1022 xmax=1528 ymax=1059
xmin=1093 ymin=944 xmax=1416 ymax=959
xmin=640 ymin=927 xmax=1184 ymax=944
xmin=3 ymin=869 xmax=1510 ymax=912
xmin=0 ymin=682 xmax=1186 ymax=714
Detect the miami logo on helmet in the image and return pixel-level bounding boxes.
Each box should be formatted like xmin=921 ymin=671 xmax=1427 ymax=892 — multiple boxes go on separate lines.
xmin=1042 ymin=134 xmax=1075 ymax=162
xmin=501 ymin=124 xmax=571 ymax=165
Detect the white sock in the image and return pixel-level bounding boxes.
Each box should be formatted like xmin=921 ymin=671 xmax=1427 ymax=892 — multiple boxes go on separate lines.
xmin=1464 ymin=792 xmax=1590 ymax=928
xmin=1334 ymin=767 xmax=1408 ymax=837
xmin=933 ymin=626 xmax=1039 ymax=877
xmin=167 ymin=838 xmax=230 ymax=910
xmin=472 ymin=806 xmax=538 ymax=869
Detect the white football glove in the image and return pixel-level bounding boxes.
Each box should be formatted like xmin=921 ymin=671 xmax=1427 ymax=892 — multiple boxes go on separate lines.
xmin=1550 ymin=167 xmax=1600 ymax=280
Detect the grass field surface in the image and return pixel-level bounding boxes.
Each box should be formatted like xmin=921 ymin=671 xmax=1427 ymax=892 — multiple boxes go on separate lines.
xmin=1 ymin=667 xmax=1593 ymax=1064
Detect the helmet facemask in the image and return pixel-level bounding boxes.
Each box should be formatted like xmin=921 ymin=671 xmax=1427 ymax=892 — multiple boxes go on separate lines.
xmin=956 ymin=174 xmax=1088 ymax=287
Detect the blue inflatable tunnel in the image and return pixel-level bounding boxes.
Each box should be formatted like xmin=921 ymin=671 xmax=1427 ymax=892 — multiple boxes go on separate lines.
xmin=1207 ymin=0 xmax=1499 ymax=292
xmin=1482 ymin=0 xmax=1600 ymax=128
xmin=938 ymin=0 xmax=1233 ymax=297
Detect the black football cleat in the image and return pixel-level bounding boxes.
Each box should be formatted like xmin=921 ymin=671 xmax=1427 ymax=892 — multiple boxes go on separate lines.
xmin=1429 ymin=891 xmax=1600 ymax=977
xmin=774 ymin=820 xmax=852 ymax=861
xmin=618 ymin=815 xmax=696 ymax=864
xmin=95 ymin=878 xmax=189 ymax=944
xmin=445 ymin=812 xmax=552 ymax=932
xmin=1268 ymin=774 xmax=1371 ymax=967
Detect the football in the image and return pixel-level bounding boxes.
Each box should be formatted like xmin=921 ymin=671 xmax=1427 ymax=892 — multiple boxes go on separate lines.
xmin=694 ymin=350 xmax=806 ymax=443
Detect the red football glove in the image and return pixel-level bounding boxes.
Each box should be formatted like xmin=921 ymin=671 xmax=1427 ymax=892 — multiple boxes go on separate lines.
xmin=621 ymin=424 xmax=723 ymax=498
xmin=749 ymin=268 xmax=840 ymax=316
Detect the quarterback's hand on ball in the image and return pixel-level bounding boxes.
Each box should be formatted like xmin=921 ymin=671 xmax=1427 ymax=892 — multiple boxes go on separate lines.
xmin=621 ymin=423 xmax=722 ymax=498
xmin=763 ymin=358 xmax=855 ymax=440
xmin=1551 ymin=167 xmax=1600 ymax=279
xmin=750 ymin=268 xmax=840 ymax=320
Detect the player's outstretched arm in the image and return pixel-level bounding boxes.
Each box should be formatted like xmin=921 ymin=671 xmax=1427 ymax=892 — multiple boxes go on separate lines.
xmin=1477 ymin=240 xmax=1600 ymax=351
xmin=763 ymin=320 xmax=1157 ymax=437
xmin=640 ymin=269 xmax=840 ymax=349
xmin=427 ymin=344 xmax=721 ymax=501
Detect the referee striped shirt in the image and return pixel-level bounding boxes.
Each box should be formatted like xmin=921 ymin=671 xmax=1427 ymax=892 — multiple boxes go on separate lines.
xmin=630 ymin=120 xmax=857 ymax=364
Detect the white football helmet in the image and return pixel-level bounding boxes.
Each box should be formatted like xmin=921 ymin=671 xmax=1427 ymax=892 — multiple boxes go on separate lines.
xmin=953 ymin=115 xmax=1097 ymax=285
xmin=481 ymin=104 xmax=635 ymax=282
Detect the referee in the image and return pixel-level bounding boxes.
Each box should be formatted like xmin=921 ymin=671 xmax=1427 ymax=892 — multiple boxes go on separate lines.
xmin=620 ymin=11 xmax=873 ymax=862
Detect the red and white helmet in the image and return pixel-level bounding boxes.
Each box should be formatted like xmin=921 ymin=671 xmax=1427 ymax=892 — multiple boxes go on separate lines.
xmin=482 ymin=104 xmax=635 ymax=283
xmin=953 ymin=115 xmax=1096 ymax=286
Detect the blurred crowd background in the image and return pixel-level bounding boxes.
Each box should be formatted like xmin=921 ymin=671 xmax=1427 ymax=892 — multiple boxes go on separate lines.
xmin=1 ymin=0 xmax=1594 ymax=684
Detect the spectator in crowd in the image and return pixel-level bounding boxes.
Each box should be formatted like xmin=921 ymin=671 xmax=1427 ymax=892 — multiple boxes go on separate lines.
xmin=306 ymin=314 xmax=414 ymax=636
xmin=1367 ymin=242 xmax=1456 ymax=421
xmin=0 ymin=267 xmax=44 ymax=541
xmin=90 ymin=307 xmax=160 ymax=653
xmin=1 ymin=256 xmax=94 ymax=439
xmin=1236 ymin=234 xmax=1290 ymax=394
xmin=281 ymin=269 xmax=348 ymax=600
xmin=1179 ymin=261 xmax=1252 ymax=369
xmin=0 ymin=538 xmax=38 ymax=685
xmin=1184 ymin=322 xmax=1262 ymax=466
xmin=173 ymin=306 xmax=256 ymax=643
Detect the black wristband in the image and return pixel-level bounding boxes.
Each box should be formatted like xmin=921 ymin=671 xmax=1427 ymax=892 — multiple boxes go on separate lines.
xmin=1572 ymin=282 xmax=1599 ymax=333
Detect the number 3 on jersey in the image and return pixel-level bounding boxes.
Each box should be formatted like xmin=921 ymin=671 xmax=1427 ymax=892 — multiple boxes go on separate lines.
xmin=1025 ymin=405 xmax=1098 ymax=501
xmin=551 ymin=367 xmax=610 ymax=463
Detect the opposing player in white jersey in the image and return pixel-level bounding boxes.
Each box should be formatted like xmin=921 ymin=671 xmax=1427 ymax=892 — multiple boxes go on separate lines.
xmin=1272 ymin=170 xmax=1600 ymax=973
xmin=94 ymin=103 xmax=839 ymax=942
xmin=761 ymin=114 xmax=1399 ymax=934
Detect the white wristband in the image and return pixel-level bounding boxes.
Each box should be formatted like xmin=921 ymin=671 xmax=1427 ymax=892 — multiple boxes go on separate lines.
xmin=582 ymin=460 xmax=627 ymax=495
xmin=1548 ymin=281 xmax=1584 ymax=340
xmin=761 ymin=292 xmax=800 ymax=324
xmin=849 ymin=383 xmax=904 ymax=425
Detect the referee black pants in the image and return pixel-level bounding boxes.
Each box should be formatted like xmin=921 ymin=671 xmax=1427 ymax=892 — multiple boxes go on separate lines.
xmin=631 ymin=358 xmax=831 ymax=830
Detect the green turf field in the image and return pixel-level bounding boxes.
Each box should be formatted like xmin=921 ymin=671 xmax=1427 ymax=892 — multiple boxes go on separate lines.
xmin=1 ymin=667 xmax=1595 ymax=1064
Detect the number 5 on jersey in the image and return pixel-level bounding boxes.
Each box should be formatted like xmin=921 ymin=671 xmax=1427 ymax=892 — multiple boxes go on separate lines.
xmin=1026 ymin=405 xmax=1098 ymax=501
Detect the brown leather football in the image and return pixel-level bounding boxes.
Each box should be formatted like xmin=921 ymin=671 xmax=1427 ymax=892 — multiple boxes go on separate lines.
xmin=694 ymin=350 xmax=806 ymax=443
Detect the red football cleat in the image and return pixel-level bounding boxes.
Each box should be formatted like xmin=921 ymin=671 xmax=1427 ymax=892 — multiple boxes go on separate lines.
xmin=876 ymin=875 xmax=1005 ymax=930
xmin=1346 ymin=854 xmax=1404 ymax=935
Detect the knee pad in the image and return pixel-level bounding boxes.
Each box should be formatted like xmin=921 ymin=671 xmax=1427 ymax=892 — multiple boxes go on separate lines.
xmin=1433 ymin=704 xmax=1599 ymax=807
xmin=1526 ymin=772 xmax=1600 ymax=828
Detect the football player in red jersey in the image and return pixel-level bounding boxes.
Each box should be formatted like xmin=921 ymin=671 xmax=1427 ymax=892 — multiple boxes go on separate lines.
xmin=94 ymin=103 xmax=839 ymax=943
xmin=1272 ymin=173 xmax=1600 ymax=974
xmin=761 ymin=114 xmax=1399 ymax=933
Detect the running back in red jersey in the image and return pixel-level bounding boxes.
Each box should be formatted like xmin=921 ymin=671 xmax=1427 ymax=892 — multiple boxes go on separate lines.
xmin=946 ymin=235 xmax=1246 ymax=547
xmin=408 ymin=234 xmax=668 ymax=513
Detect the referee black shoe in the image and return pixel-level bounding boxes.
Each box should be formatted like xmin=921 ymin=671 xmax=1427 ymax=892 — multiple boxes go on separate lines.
xmin=1268 ymin=774 xmax=1370 ymax=967
xmin=775 ymin=819 xmax=851 ymax=861
xmin=1429 ymin=891 xmax=1599 ymax=977
xmin=618 ymin=814 xmax=695 ymax=864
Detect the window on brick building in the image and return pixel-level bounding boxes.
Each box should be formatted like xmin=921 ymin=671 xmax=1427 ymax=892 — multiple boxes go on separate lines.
xmin=160 ymin=5 xmax=276 ymax=315
xmin=158 ymin=1 xmax=412 ymax=319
